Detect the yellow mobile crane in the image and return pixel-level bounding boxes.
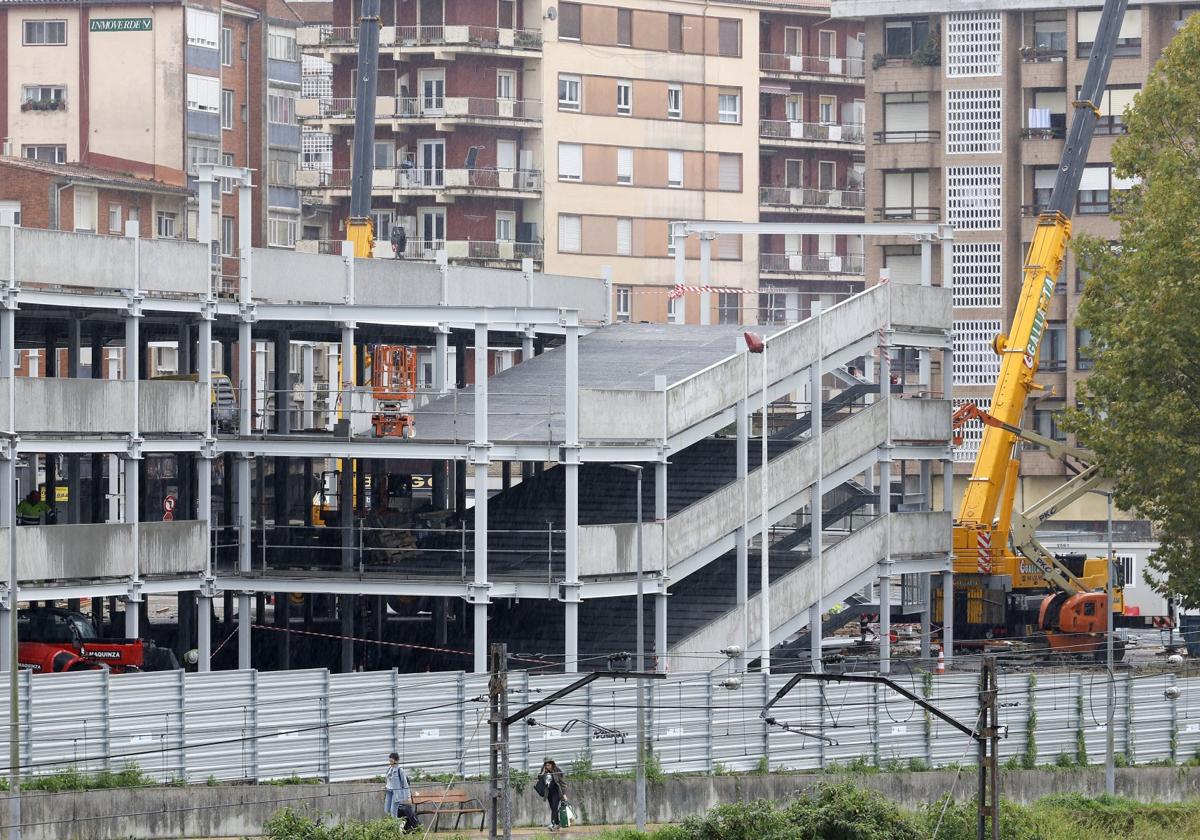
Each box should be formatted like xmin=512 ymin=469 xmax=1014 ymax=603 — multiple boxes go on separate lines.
xmin=345 ymin=0 xmax=383 ymax=258
xmin=950 ymin=0 xmax=1129 ymax=655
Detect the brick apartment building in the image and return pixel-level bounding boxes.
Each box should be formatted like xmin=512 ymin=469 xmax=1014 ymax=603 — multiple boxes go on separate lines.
xmin=296 ymin=0 xmax=866 ymax=325
xmin=834 ymin=0 xmax=1191 ymax=529
xmin=0 ymin=0 xmax=302 ymax=263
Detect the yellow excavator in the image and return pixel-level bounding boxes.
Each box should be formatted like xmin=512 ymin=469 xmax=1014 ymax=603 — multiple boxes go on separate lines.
xmin=948 ymin=0 xmax=1129 ymax=656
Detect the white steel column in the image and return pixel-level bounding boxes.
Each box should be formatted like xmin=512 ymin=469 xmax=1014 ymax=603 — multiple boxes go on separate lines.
xmin=735 ymin=344 xmax=749 ymax=670
xmin=698 ymin=235 xmax=712 ymax=326
xmin=877 ymin=336 xmax=892 ymax=675
xmin=759 ymin=340 xmax=771 ymax=673
xmin=942 ymin=459 xmax=955 ymax=663
xmin=655 ymin=461 xmax=667 ymax=672
xmin=301 ymin=343 xmax=315 ymax=429
xmin=809 ymin=305 xmax=823 ymax=672
xmin=472 ymin=322 xmax=490 ymax=674
xmin=919 ymin=236 xmax=933 ymax=389
xmin=124 ymin=221 xmax=142 ymax=640
xmin=563 ymin=323 xmax=580 ymax=672
xmin=338 ymin=323 xmax=355 ymax=673
xmin=197 ymin=313 xmax=214 ymax=671
xmin=236 ymin=176 xmax=253 ymax=670
xmin=434 ymin=324 xmax=449 ymax=394
xmin=0 ymin=242 xmax=15 ymax=672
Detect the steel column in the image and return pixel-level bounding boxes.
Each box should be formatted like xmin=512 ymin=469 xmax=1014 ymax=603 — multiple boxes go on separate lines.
xmin=473 ymin=322 xmax=490 ymax=674
xmin=563 ymin=325 xmax=579 ymax=672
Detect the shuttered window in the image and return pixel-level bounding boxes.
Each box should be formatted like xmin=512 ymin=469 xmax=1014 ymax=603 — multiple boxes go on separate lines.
xmin=616 ymin=218 xmax=632 ymax=255
xmin=558 ymin=214 xmax=582 ymax=252
xmin=558 ymin=143 xmax=582 ymax=181
xmin=617 ymin=148 xmax=633 ymax=185
xmin=668 ymin=151 xmax=683 ymax=188
xmin=718 ymin=154 xmax=740 ymax=191
xmin=718 ymin=234 xmax=739 ymax=259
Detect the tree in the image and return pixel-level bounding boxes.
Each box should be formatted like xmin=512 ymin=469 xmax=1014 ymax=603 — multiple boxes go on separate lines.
xmin=1066 ymin=16 xmax=1200 ymax=607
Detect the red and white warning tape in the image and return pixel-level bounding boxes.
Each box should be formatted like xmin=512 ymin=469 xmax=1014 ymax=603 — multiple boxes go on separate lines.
xmin=667 ymin=284 xmax=754 ymax=299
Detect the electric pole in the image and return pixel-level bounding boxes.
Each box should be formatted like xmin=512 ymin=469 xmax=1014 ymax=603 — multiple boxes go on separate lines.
xmin=976 ymin=655 xmax=1000 ymax=840
xmin=488 ymin=643 xmax=507 ymax=840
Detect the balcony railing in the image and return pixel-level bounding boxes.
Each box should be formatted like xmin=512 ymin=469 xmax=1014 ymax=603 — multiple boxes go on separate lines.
xmin=760 ymin=119 xmax=864 ymax=144
xmin=760 ymin=187 xmax=866 ymax=211
xmin=873 ymin=129 xmax=940 ymax=144
xmin=873 ymin=207 xmax=941 ymax=221
xmin=1020 ymin=45 xmax=1067 ymax=62
xmin=1021 ymin=126 xmax=1066 ymax=140
xmin=300 ymin=238 xmax=542 ymax=264
xmin=759 ymin=52 xmax=864 ymax=79
xmin=760 ymin=253 xmax=865 ymax=275
xmin=314 ymin=24 xmax=542 ymax=51
xmin=304 ymin=96 xmax=541 ymax=122
xmin=303 ymin=167 xmax=543 ymax=193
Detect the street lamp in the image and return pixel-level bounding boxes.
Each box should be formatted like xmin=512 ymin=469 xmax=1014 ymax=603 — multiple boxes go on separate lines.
xmin=610 ymin=463 xmax=645 ymax=831
xmin=1089 ymin=488 xmax=1116 ymax=797
xmin=743 ymin=331 xmax=770 ymax=673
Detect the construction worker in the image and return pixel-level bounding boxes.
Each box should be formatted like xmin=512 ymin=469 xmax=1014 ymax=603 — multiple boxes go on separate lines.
xmin=390 ymin=225 xmax=407 ymax=259
xmin=16 ymin=489 xmax=51 ymax=526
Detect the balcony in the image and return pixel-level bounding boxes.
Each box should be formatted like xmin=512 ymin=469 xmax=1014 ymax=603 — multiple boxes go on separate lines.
xmin=298 ymin=167 xmax=543 ymax=201
xmin=760 ymin=252 xmax=865 ymax=278
xmin=298 ymin=96 xmax=542 ymax=129
xmin=873 ymin=207 xmax=941 ymax=222
xmin=759 ymin=52 xmax=864 ymax=82
xmin=300 ymin=24 xmax=542 ymax=56
xmin=759 ymin=187 xmax=865 ymax=216
xmin=759 ymin=120 xmax=864 ymax=149
xmin=872 ymin=130 xmax=940 ymax=144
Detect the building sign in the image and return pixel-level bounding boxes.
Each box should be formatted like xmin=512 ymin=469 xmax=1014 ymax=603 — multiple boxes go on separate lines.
xmin=89 ymin=18 xmax=153 ymax=32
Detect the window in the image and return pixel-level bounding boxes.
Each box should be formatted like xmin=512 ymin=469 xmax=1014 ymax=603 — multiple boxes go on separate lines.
xmin=784 ymin=27 xmax=803 ymax=56
xmin=884 ymin=17 xmax=930 ymax=58
xmin=559 ymin=2 xmax=580 ymax=40
xmin=616 ymin=80 xmax=632 ymax=115
xmin=23 ymin=20 xmax=66 ymax=46
xmin=221 ymin=89 xmax=235 ymax=129
xmin=882 ymin=170 xmax=930 ymax=220
xmin=372 ymin=141 xmax=394 ymax=170
xmin=156 ymin=211 xmax=178 ymax=239
xmin=882 ymin=92 xmax=930 ymax=140
xmin=817 ymin=160 xmax=836 ymax=191
xmin=1094 ymin=85 xmax=1139 ymax=135
xmin=818 ymin=95 xmax=836 ymax=125
xmin=616 ymin=286 xmax=631 ymax=321
xmin=220 ymin=216 xmax=236 ymax=257
xmin=187 ymin=74 xmax=220 ymax=112
xmin=268 ymin=27 xmax=297 ymax=61
xmin=718 ymin=154 xmax=740 ymax=191
xmin=370 ymin=210 xmax=393 ymax=241
xmin=666 ymin=226 xmax=676 ymax=256
xmin=616 ymin=148 xmax=633 ymax=185
xmin=617 ymin=9 xmax=632 ymax=47
xmin=666 ymin=294 xmax=680 ymax=323
xmin=718 ymin=293 xmax=740 ymax=325
xmin=953 ymin=320 xmax=1004 ymax=385
xmin=221 ymin=27 xmax=233 ymax=66
xmin=1076 ymin=327 xmax=1094 ymax=370
xmin=667 ymin=85 xmax=683 ymax=119
xmin=269 ymin=153 xmax=297 ymax=186
xmin=220 ymin=153 xmax=236 ymax=193
xmin=558 ymin=214 xmax=581 ymax=253
xmin=128 ymin=206 xmax=140 ymax=228
xmin=268 ymin=91 xmax=297 ymax=124
xmin=785 ymin=94 xmax=803 ymax=122
xmin=946 ymin=166 xmax=1002 ymax=229
xmin=558 ymin=143 xmax=583 ymax=181
xmin=1030 ymin=11 xmax=1066 ymax=53
xmin=107 ymin=204 xmax=122 ymax=234
xmin=668 ymin=14 xmax=683 ymax=52
xmin=952 ymin=242 xmax=1002 ymax=308
xmin=1027 ymin=89 xmax=1067 ymax=137
xmin=496 ymin=70 xmax=515 ymax=100
xmin=1078 ymin=8 xmax=1141 ymax=58
xmin=187 ymin=8 xmax=219 ymax=49
xmin=496 ymin=211 xmax=515 ymax=242
xmin=72 ymin=188 xmax=96 ymax=232
xmin=1032 ymin=405 xmax=1066 ymax=442
xmin=718 ymin=233 xmax=739 ymax=260
xmin=558 ymin=75 xmax=581 ymax=111
xmin=717 ymin=89 xmax=740 ymax=124
xmin=1040 ymin=322 xmax=1067 ymax=371
xmin=616 ymin=218 xmax=632 ymax=255
xmin=946 ymin=11 xmax=1002 ymax=77
xmin=717 ymin=19 xmax=739 ymax=57
xmin=21 ymin=85 xmax=66 ymax=108
xmin=785 ymin=159 xmax=803 ymax=188
xmin=667 ymin=151 xmax=683 ymax=188
xmin=268 ymin=213 xmax=297 ymax=248
xmin=1115 ymin=554 xmax=1136 ymax=589
xmin=818 ymin=30 xmax=836 ymax=58
xmin=884 ymin=244 xmax=922 ymax=283
xmin=1078 ymin=165 xmax=1112 ymax=214
xmin=187 ymin=141 xmax=220 ymax=175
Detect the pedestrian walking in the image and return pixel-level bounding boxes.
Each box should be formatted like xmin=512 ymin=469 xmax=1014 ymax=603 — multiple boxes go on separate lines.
xmin=534 ymin=759 xmax=567 ymax=831
xmin=384 ymin=752 xmax=420 ymax=832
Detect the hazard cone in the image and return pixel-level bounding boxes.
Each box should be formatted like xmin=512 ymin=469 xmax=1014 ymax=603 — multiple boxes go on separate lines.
xmin=936 ymin=647 xmax=945 ymax=675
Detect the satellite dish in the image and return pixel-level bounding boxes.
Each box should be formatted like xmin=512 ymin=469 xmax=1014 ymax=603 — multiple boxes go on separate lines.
xmin=545 ymin=6 xmax=557 ymax=21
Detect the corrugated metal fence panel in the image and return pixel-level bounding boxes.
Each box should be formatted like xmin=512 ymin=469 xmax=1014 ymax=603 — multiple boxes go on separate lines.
xmin=29 ymin=670 xmax=105 ymax=776
xmin=1173 ymin=676 xmax=1200 ymax=761
xmin=995 ymin=674 xmax=1030 ymax=765
xmin=767 ymin=679 xmax=823 ymax=772
xmin=1034 ymin=673 xmax=1080 ymax=765
xmin=822 ymin=683 xmax=874 ymax=768
xmin=183 ymin=670 xmax=256 ymax=782
xmin=328 ymin=670 xmax=397 ymax=782
xmin=1080 ymin=672 xmax=1117 ymax=764
xmin=876 ymin=680 xmax=927 ymax=768
xmin=707 ymin=674 xmax=761 ymax=774
xmin=1131 ymin=674 xmax=1172 ymax=764
xmin=655 ymin=675 xmax=719 ymax=774
xmin=508 ymin=670 xmax=530 ymax=776
xmin=522 ymin=674 xmax=594 ymax=774
xmin=585 ymin=677 xmax=640 ymax=774
xmin=395 ymin=671 xmax=466 ymax=777
xmin=108 ymin=671 xmax=185 ymax=783
xmin=928 ymin=676 xmax=980 ymax=767
xmin=461 ymin=673 xmax=494 ymax=780
xmin=256 ymin=669 xmax=327 ymax=780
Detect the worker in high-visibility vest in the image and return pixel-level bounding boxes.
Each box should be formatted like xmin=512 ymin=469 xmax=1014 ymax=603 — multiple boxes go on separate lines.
xmin=15 ymin=489 xmax=51 ymax=525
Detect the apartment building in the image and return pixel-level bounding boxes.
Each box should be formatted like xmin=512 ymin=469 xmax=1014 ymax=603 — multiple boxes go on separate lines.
xmin=0 ymin=0 xmax=301 ymax=257
xmin=836 ymin=0 xmax=1188 ymax=529
xmin=296 ymin=0 xmax=866 ymax=324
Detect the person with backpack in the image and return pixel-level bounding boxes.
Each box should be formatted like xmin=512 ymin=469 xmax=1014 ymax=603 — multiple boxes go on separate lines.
xmin=534 ymin=758 xmax=568 ymax=830
xmin=384 ymin=752 xmax=420 ymax=832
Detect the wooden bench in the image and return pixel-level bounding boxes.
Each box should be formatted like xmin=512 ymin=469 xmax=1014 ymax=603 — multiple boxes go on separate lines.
xmin=412 ymin=789 xmax=486 ymax=832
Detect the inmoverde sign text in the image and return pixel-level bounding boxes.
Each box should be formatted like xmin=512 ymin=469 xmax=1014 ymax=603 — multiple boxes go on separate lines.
xmin=89 ymin=18 xmax=153 ymax=32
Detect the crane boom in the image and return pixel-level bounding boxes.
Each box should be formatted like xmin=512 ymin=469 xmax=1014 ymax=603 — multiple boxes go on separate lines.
xmin=956 ymin=0 xmax=1128 ymax=544
xmin=346 ymin=0 xmax=382 ymax=259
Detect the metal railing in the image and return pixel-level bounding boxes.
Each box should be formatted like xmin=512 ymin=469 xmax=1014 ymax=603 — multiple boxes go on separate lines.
xmin=760 ymin=252 xmax=865 ymax=275
xmin=759 ymin=52 xmax=865 ymax=79
xmin=873 ymin=129 xmax=940 ymax=144
xmin=316 ymin=24 xmax=542 ymax=50
xmin=305 ymin=168 xmax=543 ymax=193
xmin=760 ymin=186 xmax=866 ymax=211
xmin=873 ymin=206 xmax=941 ymax=221
xmin=1021 ymin=126 xmax=1066 ymax=140
xmin=1020 ymin=45 xmax=1067 ymax=62
xmin=305 ymin=97 xmax=541 ymax=122
xmin=759 ymin=119 xmax=865 ymax=144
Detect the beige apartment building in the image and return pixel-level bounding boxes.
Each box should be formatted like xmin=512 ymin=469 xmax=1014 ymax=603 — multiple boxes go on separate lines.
xmin=836 ymin=0 xmax=1191 ymax=529
xmin=297 ymin=0 xmax=867 ymax=325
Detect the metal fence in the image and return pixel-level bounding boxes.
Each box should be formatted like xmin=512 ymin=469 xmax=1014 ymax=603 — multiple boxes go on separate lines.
xmin=1 ymin=668 xmax=1196 ymax=784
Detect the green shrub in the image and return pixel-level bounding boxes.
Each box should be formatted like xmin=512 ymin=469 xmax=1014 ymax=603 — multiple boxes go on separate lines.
xmin=263 ymin=808 xmax=475 ymax=840
xmin=922 ymin=796 xmax=1045 ymax=840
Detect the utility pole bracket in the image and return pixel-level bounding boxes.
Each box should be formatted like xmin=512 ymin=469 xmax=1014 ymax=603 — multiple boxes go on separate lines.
xmin=466 ymin=582 xmax=491 ymax=605
xmin=468 ymin=443 xmax=491 ymax=465
xmin=125 ymin=579 xmax=144 ymax=603
xmin=558 ymin=580 xmax=582 ymax=603
xmin=239 ymin=301 xmax=258 ymax=323
xmin=125 ymin=435 xmax=144 ymax=460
